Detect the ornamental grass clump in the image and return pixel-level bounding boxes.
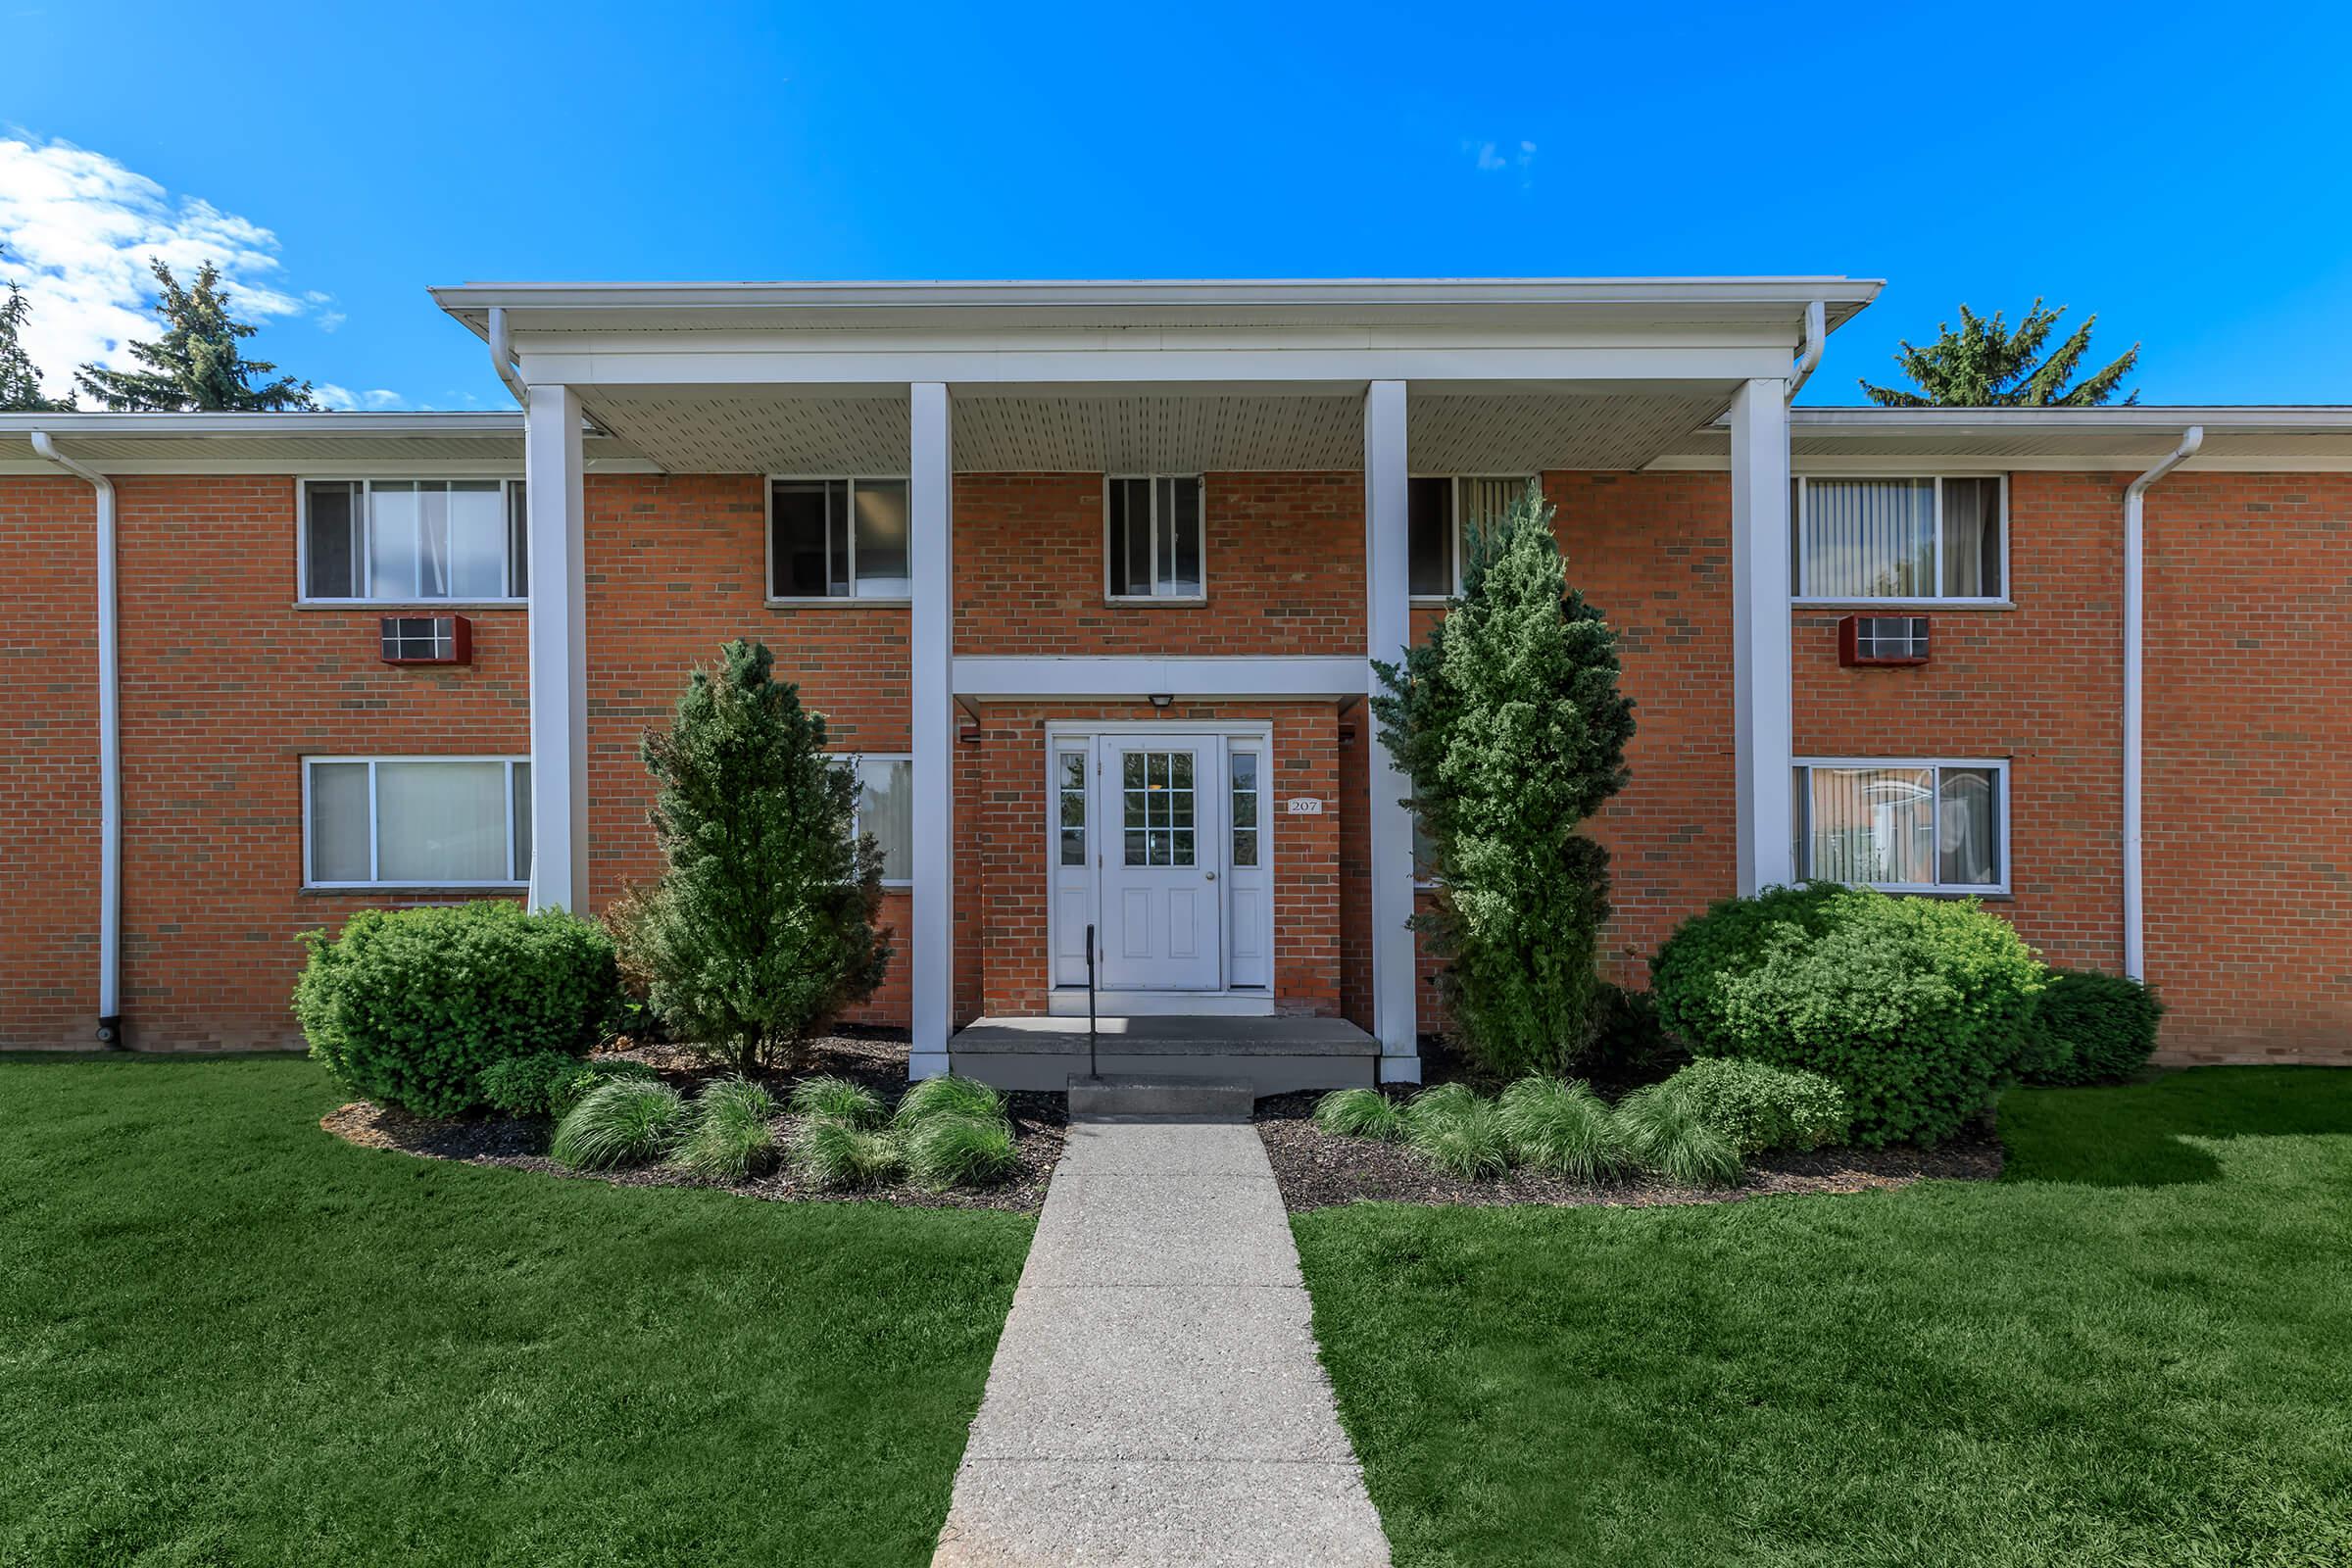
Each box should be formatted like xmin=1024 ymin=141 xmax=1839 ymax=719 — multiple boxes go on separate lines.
xmin=1612 ymin=1082 xmax=1742 ymax=1187
xmin=892 ymin=1075 xmax=1006 ymax=1128
xmin=1402 ymin=1085 xmax=1512 ymax=1180
xmin=904 ymin=1114 xmax=1019 ymax=1191
xmin=790 ymin=1075 xmax=886 ymax=1129
xmin=1313 ymin=1087 xmax=1406 ymax=1142
xmin=551 ymin=1078 xmax=687 ymax=1172
xmin=789 ymin=1119 xmax=906 ymax=1190
xmin=1496 ymin=1076 xmax=1632 ymax=1180
xmin=672 ymin=1077 xmax=781 ymax=1183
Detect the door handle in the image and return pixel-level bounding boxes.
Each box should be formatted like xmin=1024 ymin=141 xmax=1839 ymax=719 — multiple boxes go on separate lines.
xmin=1204 ymin=870 xmax=1217 ymax=881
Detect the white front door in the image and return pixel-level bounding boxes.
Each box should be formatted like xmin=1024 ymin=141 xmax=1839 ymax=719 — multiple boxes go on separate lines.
xmin=1098 ymin=734 xmax=1224 ymax=991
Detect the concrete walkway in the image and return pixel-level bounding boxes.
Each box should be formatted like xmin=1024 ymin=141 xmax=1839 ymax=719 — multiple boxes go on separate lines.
xmin=932 ymin=1121 xmax=1391 ymax=1567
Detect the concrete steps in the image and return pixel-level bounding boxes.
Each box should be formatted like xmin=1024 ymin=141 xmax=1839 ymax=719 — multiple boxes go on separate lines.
xmin=1066 ymin=1074 xmax=1256 ymax=1123
xmin=949 ymin=1014 xmax=1381 ymax=1097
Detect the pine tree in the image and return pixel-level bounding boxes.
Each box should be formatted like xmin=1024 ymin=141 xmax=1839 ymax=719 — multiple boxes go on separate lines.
xmin=1860 ymin=298 xmax=2138 ymax=408
xmin=74 ymin=258 xmax=318 ymax=412
xmin=0 ymin=246 xmax=73 ymax=413
xmin=614 ymin=639 xmax=892 ymax=1072
xmin=1371 ymin=481 xmax=1636 ymax=1076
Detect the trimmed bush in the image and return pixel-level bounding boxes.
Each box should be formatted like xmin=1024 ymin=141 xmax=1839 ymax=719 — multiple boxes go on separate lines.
xmin=1650 ymin=884 xmax=2045 ymax=1148
xmin=790 ymin=1119 xmax=906 ymax=1190
xmin=2020 ymin=968 xmax=2166 ymax=1086
xmin=1496 ymin=1077 xmax=1631 ymax=1180
xmin=673 ymin=1077 xmax=781 ymax=1182
xmin=481 ymin=1053 xmax=658 ymax=1120
xmin=1402 ymin=1086 xmax=1511 ymax=1179
xmin=1613 ymin=1083 xmax=1742 ymax=1186
xmin=1582 ymin=982 xmax=1686 ymax=1083
xmin=892 ymin=1075 xmax=1006 ymax=1128
xmin=550 ymin=1078 xmax=687 ymax=1171
xmin=1313 ymin=1087 xmax=1406 ymax=1142
xmin=904 ymin=1113 xmax=1019 ymax=1191
xmin=294 ymin=902 xmax=620 ymax=1117
xmin=1662 ymin=1057 xmax=1847 ymax=1155
xmin=790 ymin=1075 xmax=886 ymax=1129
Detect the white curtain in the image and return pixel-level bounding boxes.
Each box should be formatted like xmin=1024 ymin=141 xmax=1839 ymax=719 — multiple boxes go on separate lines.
xmin=308 ymin=762 xmax=371 ymax=882
xmin=856 ymin=758 xmax=914 ymax=880
xmin=1803 ymin=478 xmax=1934 ymax=597
xmin=1939 ymin=478 xmax=2001 ymax=598
xmin=377 ymin=760 xmax=511 ymax=883
xmin=1937 ymin=767 xmax=1997 ymax=885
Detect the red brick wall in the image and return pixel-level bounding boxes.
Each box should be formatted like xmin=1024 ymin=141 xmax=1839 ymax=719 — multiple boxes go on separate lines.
xmin=114 ymin=476 xmax=529 ymax=1050
xmin=2142 ymin=472 xmax=2352 ymax=1061
xmin=0 ymin=476 xmax=103 ymax=1047
xmin=955 ymin=471 xmax=1364 ymax=657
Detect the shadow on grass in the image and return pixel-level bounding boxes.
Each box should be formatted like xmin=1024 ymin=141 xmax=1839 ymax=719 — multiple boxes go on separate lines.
xmin=1999 ymin=1065 xmax=2352 ymax=1188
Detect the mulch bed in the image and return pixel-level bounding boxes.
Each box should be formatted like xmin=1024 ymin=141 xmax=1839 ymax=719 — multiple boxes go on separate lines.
xmin=1254 ymin=1087 xmax=2003 ymax=1214
xmin=320 ymin=1032 xmax=1065 ymax=1213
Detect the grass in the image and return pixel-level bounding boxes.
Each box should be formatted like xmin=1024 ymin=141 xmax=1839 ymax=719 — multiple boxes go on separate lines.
xmin=1494 ymin=1076 xmax=1629 ymax=1180
xmin=1314 ymin=1087 xmax=1406 ymax=1142
xmin=549 ymin=1076 xmax=687 ymax=1170
xmin=1295 ymin=1066 xmax=2352 ymax=1567
xmin=790 ymin=1074 xmax=887 ymax=1129
xmin=671 ymin=1076 xmax=780 ymax=1182
xmin=903 ymin=1113 xmax=1018 ymax=1192
xmin=1400 ymin=1085 xmax=1510 ymax=1179
xmin=893 ymin=1074 xmax=1005 ymax=1128
xmin=0 ymin=1054 xmax=1030 ymax=1566
xmin=1611 ymin=1079 xmax=1742 ymax=1186
xmin=790 ymin=1117 xmax=907 ymax=1190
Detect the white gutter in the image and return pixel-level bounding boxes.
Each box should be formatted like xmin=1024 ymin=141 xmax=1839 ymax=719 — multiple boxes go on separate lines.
xmin=1788 ymin=299 xmax=1827 ymax=399
xmin=29 ymin=432 xmax=123 ymax=1045
xmin=2123 ymin=425 xmax=2204 ymax=983
xmin=487 ymin=307 xmax=530 ymax=410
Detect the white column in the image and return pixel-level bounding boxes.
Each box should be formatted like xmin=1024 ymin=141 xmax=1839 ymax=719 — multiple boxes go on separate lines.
xmin=1363 ymin=379 xmax=1421 ymax=1080
xmin=908 ymin=382 xmax=955 ymax=1078
xmin=1729 ymin=377 xmax=1795 ymax=895
xmin=524 ymin=385 xmax=590 ymax=912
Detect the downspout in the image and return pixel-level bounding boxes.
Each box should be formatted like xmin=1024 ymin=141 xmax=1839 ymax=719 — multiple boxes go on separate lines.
xmin=1787 ymin=299 xmax=1827 ymax=399
xmin=2123 ymin=425 xmax=2203 ymax=983
xmin=487 ymin=307 xmax=529 ymax=410
xmin=30 ymin=432 xmax=123 ymax=1047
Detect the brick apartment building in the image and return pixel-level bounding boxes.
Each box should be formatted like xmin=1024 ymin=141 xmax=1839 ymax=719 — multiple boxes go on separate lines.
xmin=1 ymin=277 xmax=2344 ymax=1081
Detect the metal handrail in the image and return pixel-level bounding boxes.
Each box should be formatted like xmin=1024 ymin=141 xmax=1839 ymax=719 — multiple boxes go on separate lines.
xmin=1085 ymin=922 xmax=1099 ymax=1081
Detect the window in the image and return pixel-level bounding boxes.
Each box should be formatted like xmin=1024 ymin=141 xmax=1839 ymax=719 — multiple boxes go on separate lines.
xmin=305 ymin=758 xmax=530 ymax=887
xmin=303 ymin=480 xmax=527 ymax=603
xmin=1106 ymin=476 xmax=1203 ymax=599
xmin=1055 ymin=750 xmax=1088 ymax=867
xmin=769 ymin=478 xmax=911 ymax=599
xmin=1793 ymin=760 xmax=2005 ymax=893
xmin=836 ymin=755 xmax=913 ymax=884
xmin=1120 ymin=749 xmax=1197 ymax=864
xmin=1230 ymin=751 xmax=1260 ymax=868
xmin=1795 ymin=476 xmax=2005 ymax=602
xmin=1409 ymin=476 xmax=1536 ymax=597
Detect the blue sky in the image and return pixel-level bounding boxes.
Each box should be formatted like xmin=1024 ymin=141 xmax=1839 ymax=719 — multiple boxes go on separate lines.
xmin=4 ymin=0 xmax=2348 ymax=410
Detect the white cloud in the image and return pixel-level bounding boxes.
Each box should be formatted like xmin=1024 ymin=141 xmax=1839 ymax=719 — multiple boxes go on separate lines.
xmin=1463 ymin=138 xmax=1539 ymax=181
xmin=0 ymin=136 xmax=341 ymax=400
xmin=315 ymin=383 xmax=409 ymax=412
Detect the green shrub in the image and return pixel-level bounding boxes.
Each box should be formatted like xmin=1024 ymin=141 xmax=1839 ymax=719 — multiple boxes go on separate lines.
xmin=790 ymin=1075 xmax=886 ymax=1129
xmin=790 ymin=1119 xmax=906 ymax=1190
xmin=294 ymin=902 xmax=620 ymax=1117
xmin=1313 ymin=1087 xmax=1406 ymax=1142
xmin=550 ymin=1078 xmax=687 ymax=1171
xmin=1581 ymin=981 xmax=1686 ymax=1082
xmin=1496 ymin=1077 xmax=1631 ymax=1180
xmin=1662 ymin=1057 xmax=1847 ymax=1155
xmin=904 ymin=1113 xmax=1019 ymax=1191
xmin=673 ymin=1077 xmax=780 ymax=1182
xmin=892 ymin=1075 xmax=1006 ymax=1128
xmin=1402 ymin=1086 xmax=1511 ymax=1179
xmin=2020 ymin=968 xmax=2166 ymax=1086
xmin=1613 ymin=1082 xmax=1742 ymax=1186
xmin=481 ymin=1053 xmax=658 ymax=1120
xmin=1649 ymin=884 xmax=2044 ymax=1148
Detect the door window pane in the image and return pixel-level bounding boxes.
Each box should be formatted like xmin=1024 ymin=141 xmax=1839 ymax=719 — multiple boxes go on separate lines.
xmin=1407 ymin=477 xmax=1453 ymax=595
xmin=1803 ymin=478 xmax=1936 ymax=598
xmin=1057 ymin=751 xmax=1087 ymax=866
xmin=1231 ymin=752 xmax=1259 ymax=867
xmin=308 ymin=761 xmax=371 ymax=882
xmin=376 ymin=760 xmax=511 ymax=883
xmin=852 ymin=480 xmax=910 ymax=597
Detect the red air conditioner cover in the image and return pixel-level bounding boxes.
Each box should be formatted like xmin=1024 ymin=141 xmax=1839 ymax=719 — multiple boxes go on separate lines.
xmin=379 ymin=613 xmax=473 ymax=665
xmin=1838 ymin=613 xmax=1930 ymax=667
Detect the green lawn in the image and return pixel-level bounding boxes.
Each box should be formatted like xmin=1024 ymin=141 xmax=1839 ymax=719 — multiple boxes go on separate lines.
xmin=1296 ymin=1067 xmax=2352 ymax=1568
xmin=0 ymin=1055 xmax=1031 ymax=1567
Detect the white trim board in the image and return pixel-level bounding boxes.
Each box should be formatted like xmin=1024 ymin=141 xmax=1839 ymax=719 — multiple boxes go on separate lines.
xmin=956 ymin=656 xmax=1366 ymax=701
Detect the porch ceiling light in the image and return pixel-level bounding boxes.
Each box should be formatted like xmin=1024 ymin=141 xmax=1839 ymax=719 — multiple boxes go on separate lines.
xmin=1149 ymin=693 xmax=1174 ymax=709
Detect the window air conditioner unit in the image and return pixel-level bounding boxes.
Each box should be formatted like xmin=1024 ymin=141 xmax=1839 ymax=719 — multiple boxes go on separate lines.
xmin=1838 ymin=613 xmax=1930 ymax=667
xmin=379 ymin=614 xmax=473 ymax=666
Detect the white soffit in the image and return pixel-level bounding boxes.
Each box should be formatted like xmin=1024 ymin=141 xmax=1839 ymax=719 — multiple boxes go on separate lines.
xmin=952 ymin=394 xmax=1362 ymax=471
xmin=1409 ymin=391 xmax=1732 ymax=472
xmin=575 ymin=388 xmax=909 ymax=472
xmin=1655 ymin=408 xmax=2352 ymax=467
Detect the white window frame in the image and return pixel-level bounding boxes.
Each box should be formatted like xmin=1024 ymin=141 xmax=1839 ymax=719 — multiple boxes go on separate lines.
xmin=1791 ymin=757 xmax=2010 ymax=897
xmin=835 ymin=752 xmax=915 ymax=888
xmin=1407 ymin=473 xmax=1539 ymax=601
xmin=764 ymin=474 xmax=914 ymax=605
xmin=1103 ymin=474 xmax=1208 ymax=603
xmin=295 ymin=477 xmax=528 ymax=606
xmin=1791 ymin=473 xmax=2012 ymax=608
xmin=302 ymin=755 xmax=531 ymax=890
